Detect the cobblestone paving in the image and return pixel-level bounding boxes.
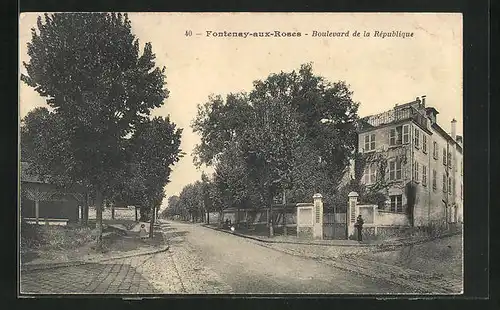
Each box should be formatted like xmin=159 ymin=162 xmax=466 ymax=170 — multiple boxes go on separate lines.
xmin=142 ymin=222 xmax=233 ymax=294
xmin=21 ymin=220 xmax=233 ymax=295
xmin=21 ymin=255 xmax=158 ymax=294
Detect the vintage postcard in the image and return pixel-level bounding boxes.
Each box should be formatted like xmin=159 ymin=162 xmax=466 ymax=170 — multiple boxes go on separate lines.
xmin=19 ymin=12 xmax=463 ymax=296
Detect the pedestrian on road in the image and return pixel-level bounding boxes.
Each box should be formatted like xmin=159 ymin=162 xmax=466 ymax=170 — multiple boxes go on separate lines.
xmin=139 ymin=223 xmax=148 ymax=239
xmin=354 ymin=215 xmax=364 ymax=242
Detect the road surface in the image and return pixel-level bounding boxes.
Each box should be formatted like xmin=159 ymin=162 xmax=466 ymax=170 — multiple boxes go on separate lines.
xmin=21 ymin=220 xmax=410 ymax=294
xmin=165 ymin=221 xmax=408 ymax=294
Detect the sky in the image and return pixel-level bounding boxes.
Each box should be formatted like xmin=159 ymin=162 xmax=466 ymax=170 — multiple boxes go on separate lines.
xmin=19 ymin=13 xmax=463 ymax=210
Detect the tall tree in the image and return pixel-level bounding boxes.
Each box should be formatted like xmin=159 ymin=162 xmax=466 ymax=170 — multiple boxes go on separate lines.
xmin=192 ymin=64 xmax=359 ymax=237
xmin=21 ymin=13 xmax=169 ymax=248
xmin=126 ymin=116 xmax=182 ymax=236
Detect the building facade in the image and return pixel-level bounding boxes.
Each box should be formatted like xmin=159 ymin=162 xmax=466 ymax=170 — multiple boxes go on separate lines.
xmin=20 ymin=162 xmax=84 ymax=223
xmin=355 ymin=95 xmax=463 ymax=227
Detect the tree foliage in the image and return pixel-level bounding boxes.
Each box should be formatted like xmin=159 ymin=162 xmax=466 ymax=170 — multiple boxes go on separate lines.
xmin=21 ymin=13 xmax=169 ymax=197
xmin=20 ymin=13 xmax=181 ymax=245
xmin=191 ymin=64 xmax=360 ymax=236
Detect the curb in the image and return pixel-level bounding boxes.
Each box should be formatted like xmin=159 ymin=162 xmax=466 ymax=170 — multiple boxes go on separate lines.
xmin=22 ymin=225 xmax=171 ymax=272
xmin=201 ymin=224 xmax=374 ymax=247
xmin=202 ymin=224 xmax=462 ymax=249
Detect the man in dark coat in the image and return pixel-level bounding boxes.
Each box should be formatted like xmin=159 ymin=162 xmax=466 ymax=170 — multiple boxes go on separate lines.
xmin=354 ymin=214 xmax=364 ymax=241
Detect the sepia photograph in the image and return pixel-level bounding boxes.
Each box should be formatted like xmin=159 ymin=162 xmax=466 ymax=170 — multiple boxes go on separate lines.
xmin=18 ymin=12 xmax=463 ymax=295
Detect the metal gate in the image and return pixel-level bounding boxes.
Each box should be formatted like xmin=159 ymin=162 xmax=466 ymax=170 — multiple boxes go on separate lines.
xmin=323 ymin=209 xmax=347 ymax=240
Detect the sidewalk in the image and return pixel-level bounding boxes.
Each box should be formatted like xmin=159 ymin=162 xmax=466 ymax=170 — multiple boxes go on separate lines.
xmin=201 ymin=223 xmax=460 ymax=248
xmin=21 ymin=221 xmax=169 ymax=272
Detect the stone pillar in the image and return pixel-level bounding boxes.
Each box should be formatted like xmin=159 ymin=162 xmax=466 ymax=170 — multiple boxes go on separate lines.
xmin=347 ymin=192 xmax=359 ymax=238
xmin=313 ymin=193 xmax=323 ymax=239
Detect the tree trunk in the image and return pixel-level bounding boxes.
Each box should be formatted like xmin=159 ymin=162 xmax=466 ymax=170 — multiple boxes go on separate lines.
xmin=236 ymin=209 xmax=239 ymax=228
xmin=266 ymin=209 xmax=270 ymax=227
xmin=111 ymin=205 xmax=115 ymax=220
xmin=83 ymin=191 xmax=89 ymax=226
xmin=135 ymin=207 xmax=138 ymax=222
xmin=149 ymin=203 xmax=155 ymax=239
xmin=35 ymin=199 xmax=40 ymax=225
xmin=219 ymin=210 xmax=223 ymax=228
xmin=245 ymin=210 xmax=248 ymax=229
xmin=95 ymin=190 xmax=103 ymax=250
xmin=282 ymin=191 xmax=287 ymax=236
xmin=269 ymin=197 xmax=274 ymax=237
xmin=207 ymin=211 xmax=210 ymax=224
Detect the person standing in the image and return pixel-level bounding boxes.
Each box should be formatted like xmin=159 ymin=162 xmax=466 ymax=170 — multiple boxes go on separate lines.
xmin=354 ymin=214 xmax=364 ymax=242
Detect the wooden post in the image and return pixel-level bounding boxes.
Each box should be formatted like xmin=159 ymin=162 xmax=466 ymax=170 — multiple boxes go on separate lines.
xmin=35 ymin=199 xmax=40 ymax=225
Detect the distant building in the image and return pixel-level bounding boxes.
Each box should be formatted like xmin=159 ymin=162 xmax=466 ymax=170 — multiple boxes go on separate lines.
xmin=20 ymin=162 xmax=85 ymax=225
xmin=353 ymin=95 xmax=463 ymax=226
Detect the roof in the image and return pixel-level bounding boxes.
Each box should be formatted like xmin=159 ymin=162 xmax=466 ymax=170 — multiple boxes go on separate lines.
xmin=20 ymin=162 xmax=46 ymax=184
xmin=430 ymin=123 xmax=463 ymax=153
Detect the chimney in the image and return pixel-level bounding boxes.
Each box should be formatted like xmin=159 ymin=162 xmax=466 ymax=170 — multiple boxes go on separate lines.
xmin=451 ymin=118 xmax=457 ymax=140
xmin=421 ymin=95 xmax=426 ymax=107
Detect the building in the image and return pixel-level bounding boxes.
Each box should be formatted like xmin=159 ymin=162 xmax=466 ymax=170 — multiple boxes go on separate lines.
xmin=20 ymin=162 xmax=84 ymax=225
xmin=354 ymin=95 xmax=463 ymax=227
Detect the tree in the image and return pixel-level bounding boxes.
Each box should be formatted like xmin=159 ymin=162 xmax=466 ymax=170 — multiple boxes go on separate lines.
xmin=211 ymin=142 xmax=252 ymax=227
xmin=21 ymin=13 xmax=169 ymax=248
xmin=193 ymin=64 xmax=360 ymax=237
xmin=163 ymin=195 xmax=181 ymax=219
xmin=113 ymin=116 xmax=182 ymax=237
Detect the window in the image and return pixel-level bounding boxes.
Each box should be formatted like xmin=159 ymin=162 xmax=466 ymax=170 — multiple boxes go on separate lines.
xmin=390 ymin=195 xmax=403 ymax=213
xmin=432 ymin=169 xmax=437 ymax=190
xmin=389 ymin=124 xmax=410 ymax=146
xmin=422 ymin=165 xmax=427 ymax=186
xmin=364 ymin=133 xmax=376 ymax=151
xmin=447 ymin=152 xmax=452 ymax=168
xmin=414 ymin=128 xmax=420 ymax=148
xmin=433 ymin=141 xmax=438 ymax=160
xmin=422 ymin=135 xmax=427 ymax=153
xmin=403 ymin=125 xmax=410 ymax=144
xmin=443 ymin=148 xmax=447 ymax=165
xmin=448 ymin=177 xmax=452 ymax=194
xmin=389 ymin=127 xmax=401 ymax=146
xmin=413 ymin=161 xmax=420 ymax=182
xmin=442 ymin=174 xmax=447 ymax=193
xmin=363 ymin=163 xmax=377 ymax=185
xmin=389 ymin=158 xmax=402 ymax=181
